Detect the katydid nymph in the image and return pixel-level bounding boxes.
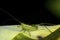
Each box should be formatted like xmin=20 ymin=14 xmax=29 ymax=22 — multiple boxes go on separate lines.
xmin=18 ymin=23 xmax=38 ymax=36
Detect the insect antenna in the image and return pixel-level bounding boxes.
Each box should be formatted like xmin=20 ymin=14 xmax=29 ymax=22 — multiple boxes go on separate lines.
xmin=44 ymin=26 xmax=52 ymax=33
xmin=0 ymin=8 xmax=21 ymax=24
xmin=0 ymin=8 xmax=52 ymax=33
xmin=40 ymin=23 xmax=52 ymax=33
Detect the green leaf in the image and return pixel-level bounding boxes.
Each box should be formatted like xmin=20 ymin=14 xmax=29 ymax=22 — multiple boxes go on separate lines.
xmin=12 ymin=33 xmax=35 ymax=40
xmin=42 ymin=28 xmax=60 ymax=40
xmin=0 ymin=24 xmax=60 ymax=40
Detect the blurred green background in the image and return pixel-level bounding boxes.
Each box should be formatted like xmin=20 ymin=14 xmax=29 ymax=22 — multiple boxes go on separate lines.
xmin=45 ymin=0 xmax=60 ymax=19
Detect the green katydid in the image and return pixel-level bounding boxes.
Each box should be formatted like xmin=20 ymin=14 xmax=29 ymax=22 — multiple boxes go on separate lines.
xmin=18 ymin=23 xmax=38 ymax=36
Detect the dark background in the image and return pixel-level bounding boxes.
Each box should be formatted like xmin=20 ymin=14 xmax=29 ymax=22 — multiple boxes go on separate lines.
xmin=0 ymin=0 xmax=60 ymax=25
